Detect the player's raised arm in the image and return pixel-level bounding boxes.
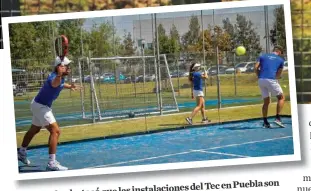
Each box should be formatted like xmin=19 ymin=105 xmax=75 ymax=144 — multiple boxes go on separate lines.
xmin=51 ymin=65 xmax=64 ymax=88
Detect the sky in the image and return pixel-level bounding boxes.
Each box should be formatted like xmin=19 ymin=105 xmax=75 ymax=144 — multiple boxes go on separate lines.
xmin=82 ymin=5 xmax=281 ymax=38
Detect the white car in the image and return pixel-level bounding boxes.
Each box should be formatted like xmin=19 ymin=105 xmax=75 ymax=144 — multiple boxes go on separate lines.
xmin=225 ymin=62 xmax=256 ymax=74
xmin=71 ymin=76 xmax=80 ymax=83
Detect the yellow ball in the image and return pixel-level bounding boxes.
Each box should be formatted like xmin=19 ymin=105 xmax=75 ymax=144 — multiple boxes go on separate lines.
xmin=236 ymin=46 xmax=246 ymax=56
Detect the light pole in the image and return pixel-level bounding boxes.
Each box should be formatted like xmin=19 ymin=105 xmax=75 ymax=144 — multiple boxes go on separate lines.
xmin=140 ymin=39 xmax=146 ymax=85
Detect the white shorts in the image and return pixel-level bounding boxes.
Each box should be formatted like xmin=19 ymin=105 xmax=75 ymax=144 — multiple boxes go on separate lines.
xmin=258 ymin=78 xmax=283 ymax=99
xmin=193 ymin=90 xmax=204 ymax=97
xmin=30 ymin=100 xmax=56 ymax=127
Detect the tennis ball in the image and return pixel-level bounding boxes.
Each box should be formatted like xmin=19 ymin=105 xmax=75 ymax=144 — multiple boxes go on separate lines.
xmin=236 ymin=46 xmax=246 ymax=56
xmin=283 ymin=85 xmax=287 ymax=88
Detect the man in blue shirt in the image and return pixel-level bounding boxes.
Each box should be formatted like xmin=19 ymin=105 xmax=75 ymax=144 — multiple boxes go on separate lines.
xmin=17 ymin=56 xmax=81 ymax=171
xmin=255 ymin=45 xmax=285 ymax=128
xmin=186 ymin=62 xmax=209 ymax=125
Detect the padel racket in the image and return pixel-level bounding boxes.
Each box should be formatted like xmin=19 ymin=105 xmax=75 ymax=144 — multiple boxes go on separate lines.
xmin=55 ymin=35 xmax=69 ymax=61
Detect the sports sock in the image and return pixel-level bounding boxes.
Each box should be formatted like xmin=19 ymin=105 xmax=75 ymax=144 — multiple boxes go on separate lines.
xmin=19 ymin=147 xmax=27 ymax=154
xmin=264 ymin=117 xmax=269 ymax=124
xmin=49 ymin=154 xmax=56 ymax=163
xmin=276 ymin=114 xmax=280 ymax=120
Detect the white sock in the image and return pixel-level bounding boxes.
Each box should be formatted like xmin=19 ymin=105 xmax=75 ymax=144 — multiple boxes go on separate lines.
xmin=19 ymin=147 xmax=27 ymax=153
xmin=49 ymin=154 xmax=56 ymax=163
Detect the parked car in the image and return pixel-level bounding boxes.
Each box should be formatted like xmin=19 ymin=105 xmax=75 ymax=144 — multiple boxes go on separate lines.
xmin=12 ymin=68 xmax=27 ymax=96
xmin=101 ymin=73 xmax=126 ymax=83
xmin=13 ymin=82 xmax=27 ymax=96
xmin=208 ymin=66 xmax=228 ymax=76
xmin=145 ymin=74 xmax=156 ymax=82
xmin=245 ymin=62 xmax=256 ymax=73
xmin=170 ymin=71 xmax=179 ymax=78
xmin=179 ymin=71 xmax=189 ymax=77
xmin=70 ymin=76 xmax=80 ymax=83
xmin=225 ymin=62 xmax=256 ymax=74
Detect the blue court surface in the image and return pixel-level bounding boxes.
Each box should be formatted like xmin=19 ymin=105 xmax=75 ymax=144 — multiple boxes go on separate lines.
xmin=18 ymin=116 xmax=293 ymax=173
xmin=15 ymin=98 xmax=260 ymax=127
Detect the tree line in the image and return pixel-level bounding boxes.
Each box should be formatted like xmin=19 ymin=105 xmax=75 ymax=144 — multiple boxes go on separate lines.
xmin=9 ymin=6 xmax=285 ymax=70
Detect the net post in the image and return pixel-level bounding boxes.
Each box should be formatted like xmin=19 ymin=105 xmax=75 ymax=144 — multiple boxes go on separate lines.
xmin=89 ymin=57 xmax=102 ymax=121
xmin=152 ymin=13 xmax=160 ymax=111
xmin=78 ymin=58 xmax=86 ymax=119
xmin=163 ymin=54 xmax=179 ymax=112
xmin=155 ymin=13 xmax=163 ymax=115
xmin=88 ymin=56 xmax=96 ymax=123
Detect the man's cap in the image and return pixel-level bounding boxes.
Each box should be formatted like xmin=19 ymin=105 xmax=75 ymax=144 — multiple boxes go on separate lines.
xmin=54 ymin=56 xmax=72 ymax=66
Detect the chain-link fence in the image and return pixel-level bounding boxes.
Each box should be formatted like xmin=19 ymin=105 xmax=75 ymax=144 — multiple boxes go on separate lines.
xmin=291 ymin=0 xmax=311 ymax=103
xmin=9 ymin=5 xmax=290 ymax=130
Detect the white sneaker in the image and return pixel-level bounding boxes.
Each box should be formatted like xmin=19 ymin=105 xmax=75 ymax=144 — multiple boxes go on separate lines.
xmin=274 ymin=119 xmax=285 ymax=128
xmin=18 ymin=150 xmax=30 ymax=165
xmin=46 ymin=161 xmax=68 ymax=171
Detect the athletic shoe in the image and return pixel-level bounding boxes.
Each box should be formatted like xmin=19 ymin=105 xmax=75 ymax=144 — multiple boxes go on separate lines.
xmin=202 ymin=118 xmax=210 ymax=124
xmin=263 ymin=122 xmax=271 ymax=128
xmin=18 ymin=150 xmax=30 ymax=165
xmin=46 ymin=161 xmax=68 ymax=171
xmin=185 ymin=117 xmax=193 ymax=125
xmin=274 ymin=119 xmax=285 ymax=128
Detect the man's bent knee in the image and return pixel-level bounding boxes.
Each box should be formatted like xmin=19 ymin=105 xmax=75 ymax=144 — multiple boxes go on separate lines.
xmin=46 ymin=122 xmax=61 ymax=136
xmin=277 ymin=94 xmax=285 ymax=101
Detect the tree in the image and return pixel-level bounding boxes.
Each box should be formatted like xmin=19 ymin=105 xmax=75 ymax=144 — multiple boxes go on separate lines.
xmin=32 ymin=21 xmax=56 ymax=61
xmin=181 ymin=15 xmax=201 ymax=60
xmin=222 ymin=18 xmax=235 ymax=51
xmin=155 ymin=24 xmax=170 ymax=54
xmin=270 ymin=6 xmax=286 ymax=52
xmin=9 ymin=23 xmax=38 ymax=68
xmin=120 ymin=32 xmax=136 ymax=56
xmin=168 ymin=24 xmax=181 ymax=54
xmin=222 ymin=14 xmax=262 ymax=56
xmin=194 ymin=25 xmax=231 ymax=65
xmin=88 ymin=21 xmax=115 ymax=57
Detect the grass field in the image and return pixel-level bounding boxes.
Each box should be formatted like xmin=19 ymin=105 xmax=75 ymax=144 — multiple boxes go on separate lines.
xmin=14 ymin=72 xmax=290 ymax=110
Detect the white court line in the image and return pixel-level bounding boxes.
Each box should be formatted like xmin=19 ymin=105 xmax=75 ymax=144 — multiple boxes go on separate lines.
xmin=84 ymin=136 xmax=292 ymax=169
xmin=83 ymin=151 xmax=197 ymax=168
xmin=204 ymin=136 xmax=292 ymax=150
xmin=192 ymin=150 xmax=250 ymax=158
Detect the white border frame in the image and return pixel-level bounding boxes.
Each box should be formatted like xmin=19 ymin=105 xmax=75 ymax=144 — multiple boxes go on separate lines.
xmin=1 ymin=0 xmax=300 ymax=181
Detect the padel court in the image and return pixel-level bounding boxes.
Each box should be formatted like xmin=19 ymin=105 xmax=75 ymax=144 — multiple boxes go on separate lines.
xmin=18 ymin=116 xmax=293 ymax=173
